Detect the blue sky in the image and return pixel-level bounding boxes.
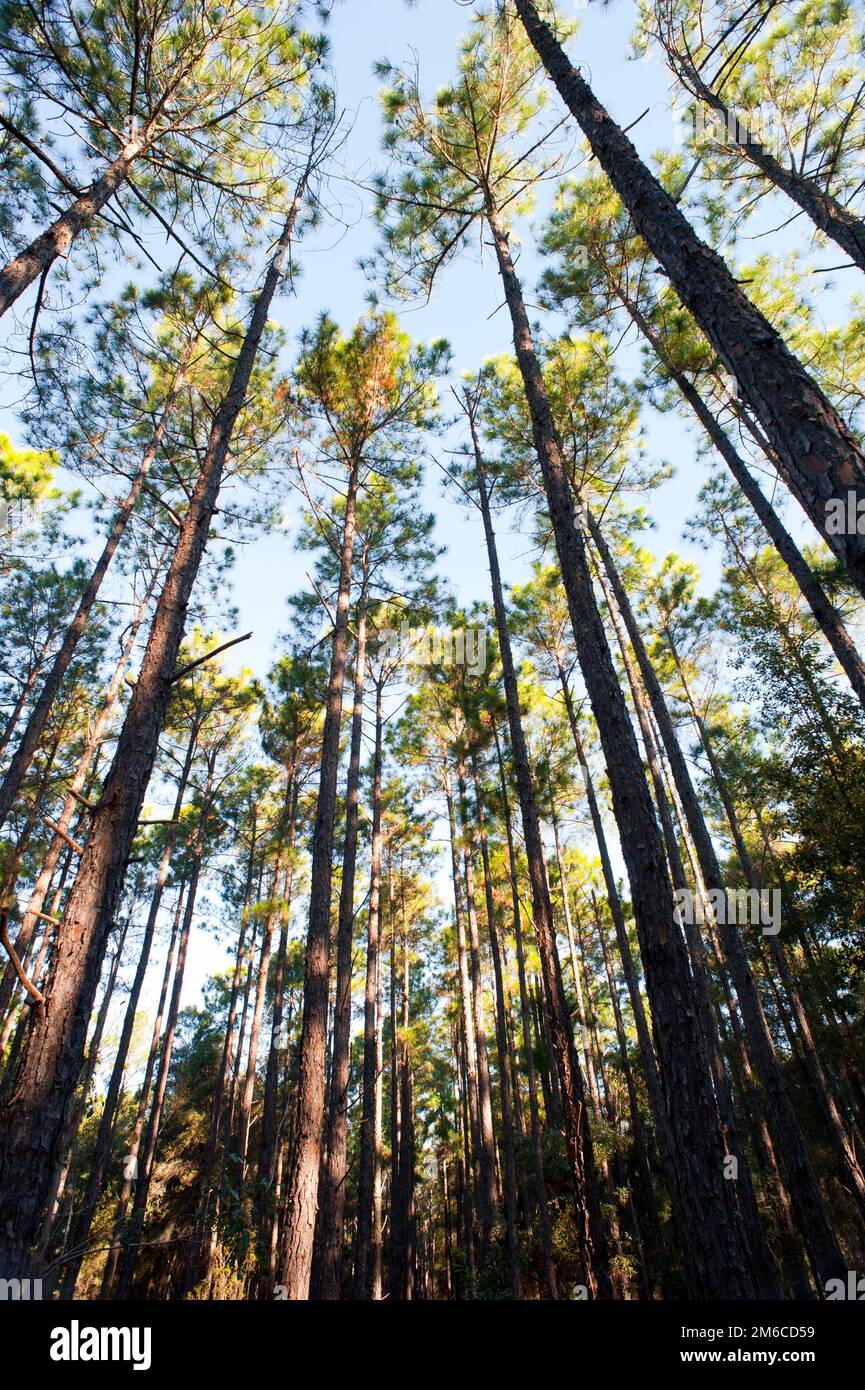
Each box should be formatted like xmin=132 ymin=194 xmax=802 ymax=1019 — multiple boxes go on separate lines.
xmin=219 ymin=0 xmax=837 ymax=679
xmin=226 ymin=0 xmax=699 ymax=677
xmin=2 ymin=0 xmax=854 ymax=1025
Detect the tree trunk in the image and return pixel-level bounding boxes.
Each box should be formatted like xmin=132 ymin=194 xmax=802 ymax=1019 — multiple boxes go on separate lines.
xmin=257 ymin=781 xmax=298 ymax=1292
xmin=99 ymin=881 xmax=185 ymax=1298
xmin=588 ymin=508 xmax=846 ymax=1287
xmin=548 ymin=792 xmax=601 ymax=1116
xmin=556 ymin=668 xmax=683 ymax=1224
xmin=59 ymin=723 xmax=196 ymax=1297
xmin=313 ymin=569 xmax=369 ymax=1298
xmin=592 ymin=901 xmax=675 ymax=1298
xmin=514 ymin=0 xmax=865 ymax=596
xmin=676 ymin=649 xmax=865 ymax=1224
xmin=0 ymin=140 xmax=143 ymax=316
xmin=0 ymin=182 xmax=306 ymax=1280
xmin=0 ymin=356 xmax=190 ymax=836
xmin=615 ymin=286 xmax=865 ymax=713
xmin=443 ymin=760 xmax=483 ymax=1246
xmin=277 ymin=437 xmax=361 ymax=1300
xmin=388 ymin=874 xmax=415 ymax=1300
xmin=485 ymin=199 xmax=761 ymax=1297
xmin=0 ymin=657 xmax=46 ymax=764
xmin=114 ymin=774 xmax=213 ymax=1299
xmin=233 ymin=864 xmax=281 ymax=1187
xmin=187 ymin=814 xmax=260 ymax=1293
xmin=470 ymin=752 xmax=522 ymax=1299
xmin=39 ymin=916 xmax=129 ymax=1265
xmin=0 ymin=576 xmax=153 ymax=1025
xmin=371 ymin=885 xmax=385 ymax=1301
xmin=679 ymin=64 xmax=865 ymax=273
xmin=491 ymin=723 xmax=557 ymax=1299
xmin=352 ymin=677 xmax=385 ymax=1300
xmin=456 ymin=765 xmax=498 ymax=1272
xmin=468 ymin=406 xmax=612 ymax=1298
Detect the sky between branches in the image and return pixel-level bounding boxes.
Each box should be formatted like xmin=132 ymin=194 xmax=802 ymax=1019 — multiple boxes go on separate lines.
xmin=0 ymin=0 xmax=856 ymax=1021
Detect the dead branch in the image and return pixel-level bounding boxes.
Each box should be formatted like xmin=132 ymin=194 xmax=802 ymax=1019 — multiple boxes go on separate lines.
xmin=0 ymin=908 xmax=45 ymax=1009
xmin=44 ymin=819 xmax=85 ymax=856
xmin=170 ymin=631 xmax=253 ymax=684
xmin=65 ymin=783 xmax=98 ymax=812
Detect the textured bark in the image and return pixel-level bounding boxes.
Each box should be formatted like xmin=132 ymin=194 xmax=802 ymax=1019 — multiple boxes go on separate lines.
xmin=278 ymin=441 xmax=360 ymax=1300
xmin=0 ymin=353 xmax=189 ymax=837
xmin=188 ymin=816 xmax=260 ymax=1293
xmin=0 ymin=581 xmax=152 ymax=1027
xmin=456 ymin=766 xmax=498 ymax=1271
xmin=486 ymin=202 xmax=755 ymax=1296
xmin=99 ymin=882 xmax=184 ymax=1299
xmin=678 ymin=656 xmax=865 ymax=1224
xmin=313 ymin=571 xmax=369 ymax=1299
xmin=114 ymin=758 xmax=215 ymax=1297
xmin=470 ymin=753 xmax=522 ymax=1299
xmin=672 ymin=56 xmax=865 ymax=273
xmin=59 ymin=726 xmax=195 ymax=1298
xmin=352 ymin=679 xmax=385 ymax=1300
xmin=589 ymin=511 xmax=846 ymax=1288
xmin=0 ymin=185 xmax=305 ymax=1279
xmin=39 ymin=916 xmax=129 ymax=1264
xmin=614 ymin=288 xmax=865 ymax=713
xmin=468 ymin=404 xmax=612 ymax=1298
xmin=491 ymin=723 xmax=557 ymax=1299
xmin=0 ymin=141 xmax=143 ymax=316
xmin=514 ymin=0 xmax=865 ymax=596
xmin=257 ymin=787 xmax=298 ymax=1292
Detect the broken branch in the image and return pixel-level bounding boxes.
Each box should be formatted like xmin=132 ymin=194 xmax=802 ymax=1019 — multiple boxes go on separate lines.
xmin=0 ymin=908 xmax=45 ymax=1009
xmin=44 ymin=819 xmax=85 ymax=856
xmin=170 ymin=631 xmax=253 ymax=684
